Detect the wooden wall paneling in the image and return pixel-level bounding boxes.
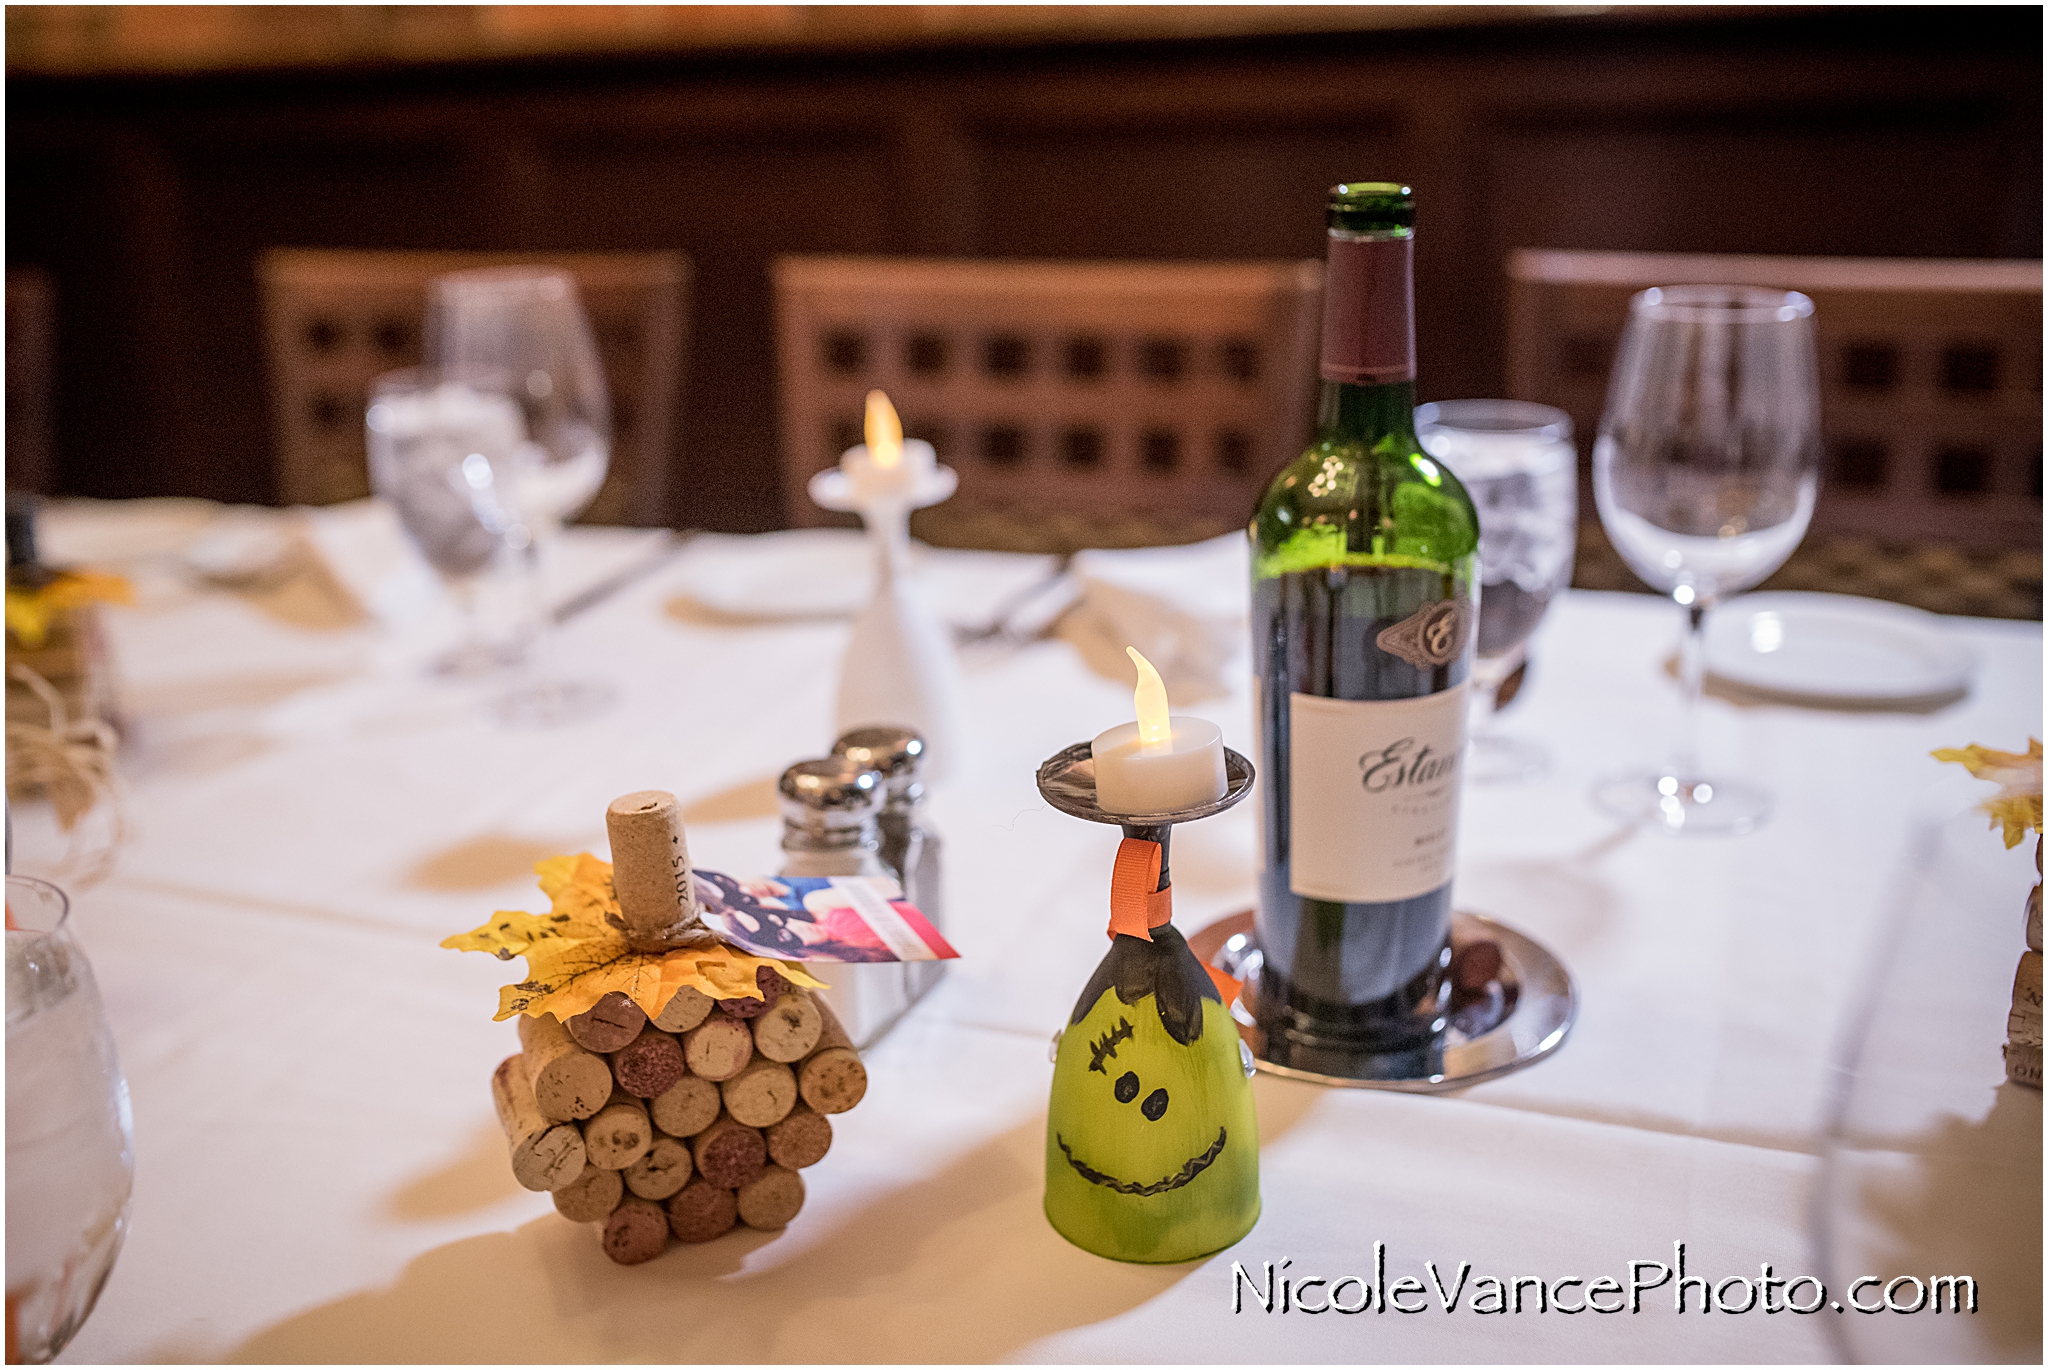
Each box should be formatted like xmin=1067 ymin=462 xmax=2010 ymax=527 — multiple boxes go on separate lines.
xmin=5 ymin=267 xmax=59 ymax=494
xmin=534 ymin=122 xmax=900 ymax=530
xmin=5 ymin=10 xmax=2040 ymax=533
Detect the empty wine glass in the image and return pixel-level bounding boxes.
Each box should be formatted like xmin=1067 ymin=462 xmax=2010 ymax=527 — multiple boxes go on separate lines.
xmin=1591 ymin=285 xmax=1821 ymax=835
xmin=365 ymin=366 xmax=534 ymax=677
xmin=1417 ymin=400 xmax=1578 ymax=783
xmin=426 ymin=268 xmax=614 ymax=725
xmin=7 ymin=875 xmax=134 ymax=1364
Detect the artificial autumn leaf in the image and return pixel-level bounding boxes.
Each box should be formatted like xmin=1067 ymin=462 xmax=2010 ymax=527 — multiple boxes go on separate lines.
xmin=5 ymin=571 xmax=134 ymax=650
xmin=442 ymin=852 xmax=824 ymax=1022
xmin=1932 ymin=738 xmax=2043 ymax=849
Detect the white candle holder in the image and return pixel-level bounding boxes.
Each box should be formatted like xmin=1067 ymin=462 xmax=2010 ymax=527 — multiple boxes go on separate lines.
xmin=811 ymin=443 xmax=964 ymax=782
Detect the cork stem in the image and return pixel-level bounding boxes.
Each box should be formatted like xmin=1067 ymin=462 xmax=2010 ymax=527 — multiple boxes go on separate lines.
xmin=606 ymin=789 xmax=718 ymax=954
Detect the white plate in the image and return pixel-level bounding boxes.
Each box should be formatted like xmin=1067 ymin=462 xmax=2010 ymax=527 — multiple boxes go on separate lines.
xmin=671 ymin=529 xmax=881 ymax=619
xmin=1704 ymin=592 xmax=1977 ymax=703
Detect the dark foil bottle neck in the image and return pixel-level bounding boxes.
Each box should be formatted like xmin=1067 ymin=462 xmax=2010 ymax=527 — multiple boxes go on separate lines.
xmin=1319 ymin=230 xmax=1415 ymax=387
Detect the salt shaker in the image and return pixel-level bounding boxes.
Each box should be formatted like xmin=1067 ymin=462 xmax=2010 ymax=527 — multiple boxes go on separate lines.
xmin=776 ymin=757 xmax=909 ymax=1047
xmin=777 ymin=758 xmax=889 ymax=881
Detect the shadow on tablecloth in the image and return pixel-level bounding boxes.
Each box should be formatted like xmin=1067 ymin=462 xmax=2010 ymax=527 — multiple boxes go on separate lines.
xmin=226 ymin=1116 xmax=1208 ymax=1363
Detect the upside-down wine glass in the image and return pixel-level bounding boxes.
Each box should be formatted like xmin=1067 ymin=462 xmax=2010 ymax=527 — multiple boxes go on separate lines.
xmin=6 ymin=875 xmax=134 ymax=1364
xmin=1591 ymin=285 xmax=1821 ymax=835
xmin=425 ymin=267 xmax=615 ymax=724
xmin=1417 ymin=399 xmax=1578 ymax=784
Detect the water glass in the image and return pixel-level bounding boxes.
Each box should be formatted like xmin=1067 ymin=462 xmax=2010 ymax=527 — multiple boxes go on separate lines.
xmin=1417 ymin=399 xmax=1578 ymax=783
xmin=6 ymin=875 xmax=134 ymax=1364
xmin=365 ymin=366 xmax=535 ymax=677
xmin=1591 ymin=285 xmax=1821 ymax=834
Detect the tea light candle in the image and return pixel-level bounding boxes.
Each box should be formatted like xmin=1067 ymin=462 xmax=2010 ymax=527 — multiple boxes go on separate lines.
xmin=1091 ymin=647 xmax=1227 ymax=814
xmin=842 ymin=390 xmax=934 ymax=503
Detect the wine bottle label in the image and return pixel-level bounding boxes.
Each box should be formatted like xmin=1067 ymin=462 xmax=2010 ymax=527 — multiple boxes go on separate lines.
xmin=1376 ymin=599 xmax=1471 ymax=669
xmin=1287 ymin=684 xmax=1467 ymax=904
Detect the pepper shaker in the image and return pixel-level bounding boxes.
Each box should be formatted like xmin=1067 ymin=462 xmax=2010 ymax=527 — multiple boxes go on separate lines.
xmin=833 ymin=726 xmax=946 ymax=1003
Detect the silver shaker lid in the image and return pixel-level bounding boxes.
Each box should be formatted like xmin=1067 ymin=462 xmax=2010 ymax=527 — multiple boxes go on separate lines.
xmin=832 ymin=725 xmax=926 ymax=805
xmin=778 ymin=757 xmax=884 ymax=833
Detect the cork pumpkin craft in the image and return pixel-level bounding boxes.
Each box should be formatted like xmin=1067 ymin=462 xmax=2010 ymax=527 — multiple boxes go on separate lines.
xmin=1045 ymin=925 xmax=1260 ymax=1263
xmin=446 ymin=790 xmax=870 ymax=1264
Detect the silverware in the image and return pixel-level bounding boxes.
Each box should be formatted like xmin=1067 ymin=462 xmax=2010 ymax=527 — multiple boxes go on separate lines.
xmin=551 ymin=529 xmax=698 ymax=625
xmin=953 ymin=553 xmax=1076 ymax=646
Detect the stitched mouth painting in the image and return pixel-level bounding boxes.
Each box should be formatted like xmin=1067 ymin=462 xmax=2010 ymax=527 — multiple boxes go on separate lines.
xmin=1044 ymin=924 xmax=1260 ymax=1263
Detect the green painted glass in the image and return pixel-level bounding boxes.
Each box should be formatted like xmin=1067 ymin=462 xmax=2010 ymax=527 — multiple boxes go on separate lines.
xmin=1044 ymin=927 xmax=1259 ymax=1263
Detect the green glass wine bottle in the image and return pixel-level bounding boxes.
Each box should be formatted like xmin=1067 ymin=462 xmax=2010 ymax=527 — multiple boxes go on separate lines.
xmin=1250 ymin=182 xmax=1480 ymax=1080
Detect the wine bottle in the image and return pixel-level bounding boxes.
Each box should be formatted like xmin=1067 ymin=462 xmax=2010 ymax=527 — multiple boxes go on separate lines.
xmin=1249 ymin=183 xmax=1480 ymax=1079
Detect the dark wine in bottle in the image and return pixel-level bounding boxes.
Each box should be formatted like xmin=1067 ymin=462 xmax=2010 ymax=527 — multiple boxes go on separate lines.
xmin=1250 ymin=183 xmax=1480 ymax=1079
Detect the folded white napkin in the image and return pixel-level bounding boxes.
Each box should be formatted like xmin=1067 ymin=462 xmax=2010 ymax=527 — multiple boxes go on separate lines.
xmin=1059 ymin=533 xmax=1250 ymax=701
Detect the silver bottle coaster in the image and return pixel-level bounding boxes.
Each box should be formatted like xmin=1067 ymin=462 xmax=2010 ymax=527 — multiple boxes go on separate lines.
xmin=1188 ymin=909 xmax=1577 ymax=1093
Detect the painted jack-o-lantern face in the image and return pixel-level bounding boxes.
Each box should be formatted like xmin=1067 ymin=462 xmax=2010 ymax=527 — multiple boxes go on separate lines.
xmin=1044 ymin=926 xmax=1259 ymax=1263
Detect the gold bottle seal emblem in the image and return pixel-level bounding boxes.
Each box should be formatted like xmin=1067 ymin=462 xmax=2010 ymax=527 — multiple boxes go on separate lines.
xmin=1376 ymin=599 xmax=1470 ymax=669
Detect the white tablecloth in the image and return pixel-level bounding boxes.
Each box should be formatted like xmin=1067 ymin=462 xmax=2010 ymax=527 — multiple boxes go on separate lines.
xmin=20 ymin=500 xmax=2041 ymax=1364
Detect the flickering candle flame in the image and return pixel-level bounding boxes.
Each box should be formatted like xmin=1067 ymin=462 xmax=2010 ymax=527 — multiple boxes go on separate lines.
xmin=1127 ymin=647 xmax=1172 ymax=755
xmin=865 ymin=390 xmax=903 ymax=470
xmin=1090 ymin=648 xmax=1226 ymax=813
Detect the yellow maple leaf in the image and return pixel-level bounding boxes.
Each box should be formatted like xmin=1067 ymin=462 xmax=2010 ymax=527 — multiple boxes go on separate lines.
xmin=1932 ymin=739 xmax=2043 ymax=849
xmin=5 ymin=571 xmax=134 ymax=650
xmin=442 ymin=853 xmax=824 ymax=1022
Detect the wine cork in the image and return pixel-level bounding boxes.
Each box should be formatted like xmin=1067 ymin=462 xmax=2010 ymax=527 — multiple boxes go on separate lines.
xmin=653 ymin=985 xmax=715 ymax=1034
xmin=720 ymin=966 xmax=792 ymax=1020
xmin=812 ymin=993 xmax=855 ymax=1052
xmin=799 ymin=1048 xmax=867 ymax=1116
xmin=766 ymin=1104 xmax=832 ymax=1170
xmin=1450 ymin=939 xmax=1502 ymax=994
xmin=650 ymin=1074 xmax=722 ymax=1139
xmin=753 ymin=990 xmax=824 ymax=1063
xmin=736 ymin=1164 xmax=805 ymax=1230
xmin=553 ymin=1164 xmax=624 ymax=1223
xmin=602 ymin=1196 xmax=672 ymax=1265
xmin=606 ymin=790 xmax=697 ymax=952
xmin=2026 ymin=884 xmax=2041 ymax=954
xmin=722 ymin=1057 xmax=798 ymax=1128
xmin=568 ymin=992 xmax=648 ymax=1053
xmin=612 ymin=1027 xmax=686 ymax=1099
xmin=691 ymin=1113 xmax=767 ymax=1189
xmin=666 ymin=1177 xmax=738 ymax=1244
xmin=584 ymin=1097 xmax=654 ymax=1171
xmin=518 ymin=1013 xmax=615 ymax=1122
xmin=492 ymin=1055 xmax=587 ymax=1193
xmin=683 ymin=1012 xmax=755 ymax=1082
xmin=2009 ymin=951 xmax=2044 ymax=1044
xmin=624 ymin=1135 xmax=694 ymax=1201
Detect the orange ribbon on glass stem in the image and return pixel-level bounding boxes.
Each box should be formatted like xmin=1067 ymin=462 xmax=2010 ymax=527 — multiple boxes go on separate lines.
xmin=1107 ymin=837 xmax=1174 ymax=941
xmin=1107 ymin=835 xmax=1244 ymax=1003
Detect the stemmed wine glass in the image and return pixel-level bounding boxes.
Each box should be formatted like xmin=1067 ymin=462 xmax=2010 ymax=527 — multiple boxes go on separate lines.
xmin=1417 ymin=399 xmax=1578 ymax=784
xmin=1591 ymin=285 xmax=1821 ymax=835
xmin=424 ymin=268 xmax=614 ymax=724
xmin=7 ymin=875 xmax=134 ymax=1364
